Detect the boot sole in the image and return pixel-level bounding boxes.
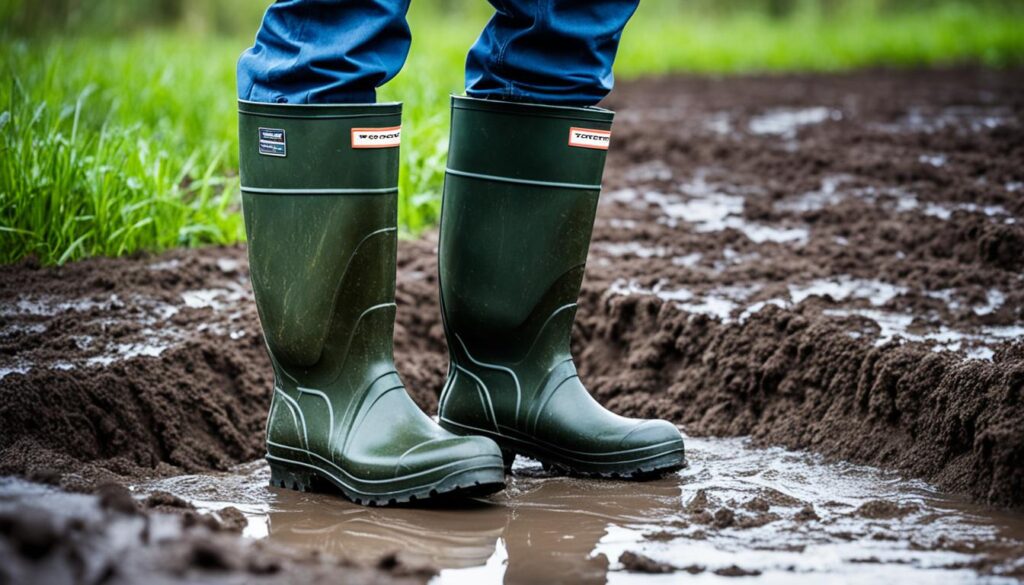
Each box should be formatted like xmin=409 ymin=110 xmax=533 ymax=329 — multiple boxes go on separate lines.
xmin=266 ymin=453 xmax=506 ymax=506
xmin=439 ymin=419 xmax=687 ymax=480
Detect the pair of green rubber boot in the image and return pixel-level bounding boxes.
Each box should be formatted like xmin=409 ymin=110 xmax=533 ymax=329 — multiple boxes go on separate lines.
xmin=239 ymin=97 xmax=685 ymax=506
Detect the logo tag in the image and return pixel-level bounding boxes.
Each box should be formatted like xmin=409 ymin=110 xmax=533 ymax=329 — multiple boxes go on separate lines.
xmin=258 ymin=128 xmax=287 ymax=157
xmin=351 ymin=126 xmax=402 ymax=149
xmin=568 ymin=127 xmax=611 ymax=150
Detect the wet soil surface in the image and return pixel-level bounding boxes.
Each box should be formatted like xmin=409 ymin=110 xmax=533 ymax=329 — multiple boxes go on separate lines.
xmin=591 ymin=66 xmax=1024 ymax=510
xmin=1 ymin=67 xmax=1023 ymax=582
xmin=6 ymin=436 xmax=1024 ymax=583
xmin=138 ymin=435 xmax=1024 ymax=583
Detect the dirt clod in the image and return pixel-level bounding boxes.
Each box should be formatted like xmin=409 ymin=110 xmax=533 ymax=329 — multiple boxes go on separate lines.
xmin=217 ymin=506 xmax=248 ymax=533
xmin=146 ymin=490 xmax=194 ymax=510
xmin=685 ymin=489 xmax=710 ymax=513
xmin=744 ymin=497 xmax=770 ymax=513
xmin=713 ymin=508 xmax=736 ymax=528
xmin=714 ymin=565 xmax=763 ymax=577
xmin=856 ymin=500 xmax=920 ymax=520
xmin=619 ymin=551 xmax=676 ymax=573
xmin=96 ymin=482 xmax=138 ymax=515
xmin=794 ymin=505 xmax=820 ymax=523
xmin=735 ymin=512 xmax=780 ymax=529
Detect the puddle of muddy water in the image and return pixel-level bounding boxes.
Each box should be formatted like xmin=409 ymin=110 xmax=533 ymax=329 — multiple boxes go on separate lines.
xmin=748 ymin=107 xmax=842 ymax=137
xmin=874 ymin=106 xmax=1010 ymax=135
xmin=774 ymin=174 xmax=1016 ymax=226
xmin=135 ymin=435 xmax=1024 ymax=584
xmin=825 ymin=308 xmax=1024 ymax=360
xmin=607 ymin=176 xmax=810 ymax=245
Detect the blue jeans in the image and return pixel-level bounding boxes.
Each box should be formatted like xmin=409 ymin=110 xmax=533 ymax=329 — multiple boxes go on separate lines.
xmin=237 ymin=0 xmax=639 ymax=107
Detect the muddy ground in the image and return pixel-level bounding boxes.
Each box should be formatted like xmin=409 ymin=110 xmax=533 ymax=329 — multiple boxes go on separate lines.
xmin=1 ymin=67 xmax=1022 ymax=581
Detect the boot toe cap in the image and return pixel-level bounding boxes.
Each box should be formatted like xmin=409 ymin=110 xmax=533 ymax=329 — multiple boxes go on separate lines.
xmin=395 ymin=435 xmax=503 ymax=477
xmin=618 ymin=419 xmax=685 ymax=454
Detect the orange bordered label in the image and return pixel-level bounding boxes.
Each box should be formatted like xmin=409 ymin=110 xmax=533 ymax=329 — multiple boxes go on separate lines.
xmin=568 ymin=127 xmax=611 ymax=150
xmin=351 ymin=126 xmax=402 ymax=149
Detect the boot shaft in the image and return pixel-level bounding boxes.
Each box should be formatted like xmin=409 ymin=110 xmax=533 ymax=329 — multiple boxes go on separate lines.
xmin=439 ymin=96 xmax=614 ymax=369
xmin=239 ymin=101 xmax=403 ymax=387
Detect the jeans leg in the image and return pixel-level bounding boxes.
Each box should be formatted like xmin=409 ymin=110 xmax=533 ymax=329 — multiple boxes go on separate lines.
xmin=238 ymin=0 xmax=412 ymax=104
xmin=465 ymin=0 xmax=640 ymax=107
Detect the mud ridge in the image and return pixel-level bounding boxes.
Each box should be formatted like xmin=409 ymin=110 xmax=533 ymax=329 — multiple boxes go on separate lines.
xmin=576 ymin=294 xmax=1024 ymax=506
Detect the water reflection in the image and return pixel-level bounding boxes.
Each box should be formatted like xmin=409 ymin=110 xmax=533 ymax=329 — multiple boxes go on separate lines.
xmin=266 ymin=461 xmax=683 ymax=584
xmin=267 ymin=491 xmax=504 ymax=569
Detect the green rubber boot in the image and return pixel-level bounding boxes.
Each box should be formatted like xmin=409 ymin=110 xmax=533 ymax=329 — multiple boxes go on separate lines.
xmin=239 ymin=100 xmax=505 ymax=505
xmin=437 ymin=96 xmax=686 ymax=478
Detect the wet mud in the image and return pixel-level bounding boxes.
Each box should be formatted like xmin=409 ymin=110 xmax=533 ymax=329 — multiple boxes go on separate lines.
xmin=0 ymin=247 xmax=270 ymax=491
xmin=1 ymin=67 xmax=1023 ymax=582
xmin=136 ymin=436 xmax=1024 ymax=582
xmin=587 ymin=67 xmax=1024 ymax=508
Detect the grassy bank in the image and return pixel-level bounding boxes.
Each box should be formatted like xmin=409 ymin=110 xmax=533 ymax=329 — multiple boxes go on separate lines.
xmin=2 ymin=1 xmax=1023 ymax=264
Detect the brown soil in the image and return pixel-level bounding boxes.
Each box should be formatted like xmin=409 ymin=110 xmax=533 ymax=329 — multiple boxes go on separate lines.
xmin=587 ymin=66 xmax=1024 ymax=508
xmin=618 ymin=551 xmax=678 ymax=573
xmin=1 ymin=66 xmax=1023 ymax=580
xmin=0 ymin=247 xmax=270 ymax=490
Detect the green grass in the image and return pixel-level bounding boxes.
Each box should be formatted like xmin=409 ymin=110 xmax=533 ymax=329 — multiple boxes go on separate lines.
xmin=617 ymin=3 xmax=1024 ymax=74
xmin=1 ymin=39 xmax=243 ymax=264
xmin=2 ymin=1 xmax=1023 ymax=264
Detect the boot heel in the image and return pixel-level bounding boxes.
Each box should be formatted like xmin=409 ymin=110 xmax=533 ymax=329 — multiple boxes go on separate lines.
xmin=501 ymin=449 xmax=516 ymax=473
xmin=269 ymin=460 xmax=318 ymax=493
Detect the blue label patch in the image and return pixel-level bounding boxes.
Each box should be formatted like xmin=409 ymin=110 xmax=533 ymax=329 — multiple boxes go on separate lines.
xmin=258 ymin=128 xmax=287 ymax=157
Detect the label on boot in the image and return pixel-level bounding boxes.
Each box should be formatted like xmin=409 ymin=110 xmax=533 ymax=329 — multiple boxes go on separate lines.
xmin=568 ymin=127 xmax=611 ymax=150
xmin=258 ymin=128 xmax=287 ymax=157
xmin=351 ymin=126 xmax=402 ymax=149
